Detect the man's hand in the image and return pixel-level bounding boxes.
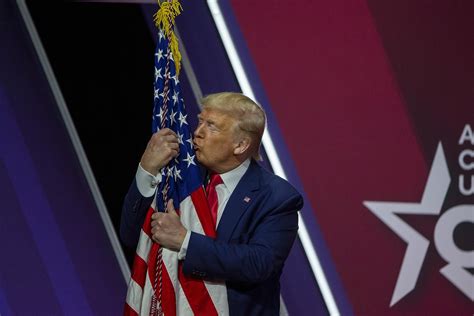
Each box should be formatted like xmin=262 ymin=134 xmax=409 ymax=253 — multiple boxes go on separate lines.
xmin=151 ymin=200 xmax=187 ymax=252
xmin=140 ymin=128 xmax=179 ymax=175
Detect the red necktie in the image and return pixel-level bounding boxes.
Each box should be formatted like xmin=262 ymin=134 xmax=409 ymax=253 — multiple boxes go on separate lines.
xmin=206 ymin=173 xmax=223 ymax=227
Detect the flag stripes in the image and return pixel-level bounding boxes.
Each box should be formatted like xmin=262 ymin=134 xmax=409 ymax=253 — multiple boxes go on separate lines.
xmin=125 ymin=193 xmax=229 ymax=315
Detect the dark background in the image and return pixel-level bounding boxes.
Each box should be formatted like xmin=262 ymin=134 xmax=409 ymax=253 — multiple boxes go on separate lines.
xmin=26 ymin=1 xmax=171 ymax=265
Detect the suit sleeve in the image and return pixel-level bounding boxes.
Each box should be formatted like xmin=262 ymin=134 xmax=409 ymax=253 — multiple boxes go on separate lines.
xmin=120 ymin=178 xmax=155 ymax=249
xmin=182 ymin=191 xmax=303 ymax=284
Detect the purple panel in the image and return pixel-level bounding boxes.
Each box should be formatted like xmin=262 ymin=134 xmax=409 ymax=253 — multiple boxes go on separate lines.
xmin=0 ymin=285 xmax=13 ymax=316
xmin=0 ymin=1 xmax=126 ymax=314
xmin=0 ymin=90 xmax=92 ymax=315
xmin=0 ymin=159 xmax=62 ymax=315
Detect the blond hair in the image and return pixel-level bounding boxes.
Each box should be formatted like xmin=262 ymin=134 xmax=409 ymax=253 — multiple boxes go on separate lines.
xmin=201 ymin=92 xmax=266 ymax=160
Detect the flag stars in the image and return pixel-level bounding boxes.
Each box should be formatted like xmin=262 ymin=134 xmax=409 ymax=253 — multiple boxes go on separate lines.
xmin=174 ymin=166 xmax=182 ymax=181
xmin=156 ymin=107 xmax=166 ymax=123
xmin=155 ymin=49 xmax=164 ymax=62
xmin=171 ymin=75 xmax=179 ymax=85
xmin=172 ymin=91 xmax=179 ymax=104
xmin=167 ymin=167 xmax=174 ymax=177
xmin=170 ymin=109 xmax=177 ymax=126
xmin=183 ymin=152 xmax=196 ymax=168
xmin=154 ymin=88 xmax=159 ymax=100
xmin=185 ymin=137 xmax=193 ymax=148
xmin=158 ymin=31 xmax=165 ymax=43
xmin=178 ymin=112 xmax=188 ymax=127
xmin=177 ymin=131 xmax=184 ymax=145
xmin=155 ymin=67 xmax=162 ymax=82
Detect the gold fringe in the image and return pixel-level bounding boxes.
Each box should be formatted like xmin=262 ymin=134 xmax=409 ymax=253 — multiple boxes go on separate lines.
xmin=154 ymin=0 xmax=183 ymax=75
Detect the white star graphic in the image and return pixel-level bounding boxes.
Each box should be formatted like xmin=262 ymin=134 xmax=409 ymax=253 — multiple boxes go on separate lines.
xmin=155 ymin=49 xmax=164 ymax=62
xmin=174 ymin=167 xmax=182 ymax=181
xmin=173 ymin=91 xmax=179 ymax=104
xmin=158 ymin=31 xmax=165 ymax=43
xmin=154 ymin=88 xmax=159 ymax=100
xmin=166 ymin=166 xmax=173 ymax=177
xmin=170 ymin=109 xmax=177 ymax=126
xmin=177 ymin=131 xmax=184 ymax=145
xmin=171 ymin=75 xmax=179 ymax=85
xmin=185 ymin=137 xmax=193 ymax=148
xmin=178 ymin=112 xmax=188 ymax=127
xmin=155 ymin=107 xmax=166 ymax=123
xmin=364 ymin=143 xmax=451 ymax=306
xmin=155 ymin=67 xmax=162 ymax=82
xmin=172 ymin=91 xmax=179 ymax=104
xmin=183 ymin=152 xmax=196 ymax=168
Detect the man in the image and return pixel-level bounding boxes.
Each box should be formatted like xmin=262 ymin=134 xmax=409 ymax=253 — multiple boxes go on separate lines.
xmin=121 ymin=92 xmax=303 ymax=315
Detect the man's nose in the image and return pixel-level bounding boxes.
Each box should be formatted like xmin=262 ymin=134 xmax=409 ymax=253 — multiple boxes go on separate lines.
xmin=194 ymin=124 xmax=203 ymax=138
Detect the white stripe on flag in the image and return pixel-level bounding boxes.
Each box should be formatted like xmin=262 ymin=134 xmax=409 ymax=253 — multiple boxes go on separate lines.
xmin=204 ymin=280 xmax=229 ymax=316
xmin=136 ymin=229 xmax=153 ymax=262
xmin=180 ymin=196 xmax=229 ymax=315
xmin=126 ymin=279 xmax=143 ymax=314
xmin=179 ymin=196 xmax=205 ymax=234
xmin=176 ymin=281 xmax=193 ymax=316
xmin=141 ymin=270 xmax=154 ymax=315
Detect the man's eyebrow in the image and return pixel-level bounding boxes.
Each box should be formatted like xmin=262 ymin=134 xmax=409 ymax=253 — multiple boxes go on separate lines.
xmin=197 ymin=114 xmax=216 ymax=125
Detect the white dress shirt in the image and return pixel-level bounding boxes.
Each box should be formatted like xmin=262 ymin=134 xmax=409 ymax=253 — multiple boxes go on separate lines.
xmin=135 ymin=159 xmax=251 ymax=259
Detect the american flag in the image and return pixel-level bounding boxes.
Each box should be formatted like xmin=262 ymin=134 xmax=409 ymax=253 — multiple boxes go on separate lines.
xmin=124 ymin=26 xmax=228 ymax=316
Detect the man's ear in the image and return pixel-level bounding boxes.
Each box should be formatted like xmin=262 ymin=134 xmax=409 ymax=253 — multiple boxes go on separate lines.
xmin=233 ymin=136 xmax=251 ymax=155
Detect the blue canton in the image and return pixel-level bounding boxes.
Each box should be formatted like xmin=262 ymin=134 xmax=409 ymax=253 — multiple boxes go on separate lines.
xmin=153 ymin=31 xmax=202 ymax=212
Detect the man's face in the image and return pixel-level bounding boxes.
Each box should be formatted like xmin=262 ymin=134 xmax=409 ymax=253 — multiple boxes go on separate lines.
xmin=193 ymin=108 xmax=239 ymax=173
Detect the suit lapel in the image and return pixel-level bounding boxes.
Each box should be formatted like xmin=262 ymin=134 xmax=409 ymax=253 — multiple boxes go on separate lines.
xmin=216 ymin=160 xmax=261 ymax=242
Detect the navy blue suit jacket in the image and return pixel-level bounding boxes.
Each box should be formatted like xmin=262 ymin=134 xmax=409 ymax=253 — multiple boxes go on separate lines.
xmin=121 ymin=160 xmax=303 ymax=315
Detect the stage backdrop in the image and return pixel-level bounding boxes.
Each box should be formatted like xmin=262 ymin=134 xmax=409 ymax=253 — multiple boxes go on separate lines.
xmin=226 ymin=0 xmax=473 ymax=315
xmin=0 ymin=0 xmax=472 ymax=315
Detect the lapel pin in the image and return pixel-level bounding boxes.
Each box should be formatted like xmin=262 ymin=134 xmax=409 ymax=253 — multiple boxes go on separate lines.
xmin=243 ymin=196 xmax=251 ymax=203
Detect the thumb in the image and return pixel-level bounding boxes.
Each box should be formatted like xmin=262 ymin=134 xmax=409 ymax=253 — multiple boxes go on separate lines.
xmin=166 ymin=199 xmax=177 ymax=214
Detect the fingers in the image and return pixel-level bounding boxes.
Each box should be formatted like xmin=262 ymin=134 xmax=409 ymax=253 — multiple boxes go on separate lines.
xmin=156 ymin=128 xmax=177 ymax=138
xmin=152 ymin=133 xmax=179 ymax=144
xmin=149 ymin=135 xmax=179 ymax=149
xmin=141 ymin=128 xmax=181 ymax=173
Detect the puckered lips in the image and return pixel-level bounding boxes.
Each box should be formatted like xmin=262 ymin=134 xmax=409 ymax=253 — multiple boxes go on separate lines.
xmin=193 ymin=140 xmax=200 ymax=152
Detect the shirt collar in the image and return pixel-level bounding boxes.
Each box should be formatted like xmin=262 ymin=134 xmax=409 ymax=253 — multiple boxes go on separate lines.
xmin=219 ymin=159 xmax=251 ymax=195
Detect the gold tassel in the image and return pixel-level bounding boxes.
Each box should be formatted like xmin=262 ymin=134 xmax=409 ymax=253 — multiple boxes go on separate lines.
xmin=154 ymin=0 xmax=183 ymax=75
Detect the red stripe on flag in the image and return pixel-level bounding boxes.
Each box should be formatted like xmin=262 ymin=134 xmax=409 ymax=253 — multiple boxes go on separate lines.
xmin=190 ymin=188 xmax=216 ymax=238
xmin=147 ymin=243 xmax=177 ymax=316
xmin=142 ymin=207 xmax=155 ymax=237
xmin=131 ymin=254 xmax=147 ymax=289
xmin=178 ymin=262 xmax=218 ymax=316
xmin=124 ymin=302 xmax=139 ymax=316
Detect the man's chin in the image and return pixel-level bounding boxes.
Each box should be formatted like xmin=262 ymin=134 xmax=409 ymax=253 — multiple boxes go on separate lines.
xmin=195 ymin=151 xmax=204 ymax=164
xmin=195 ymin=153 xmax=212 ymax=170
